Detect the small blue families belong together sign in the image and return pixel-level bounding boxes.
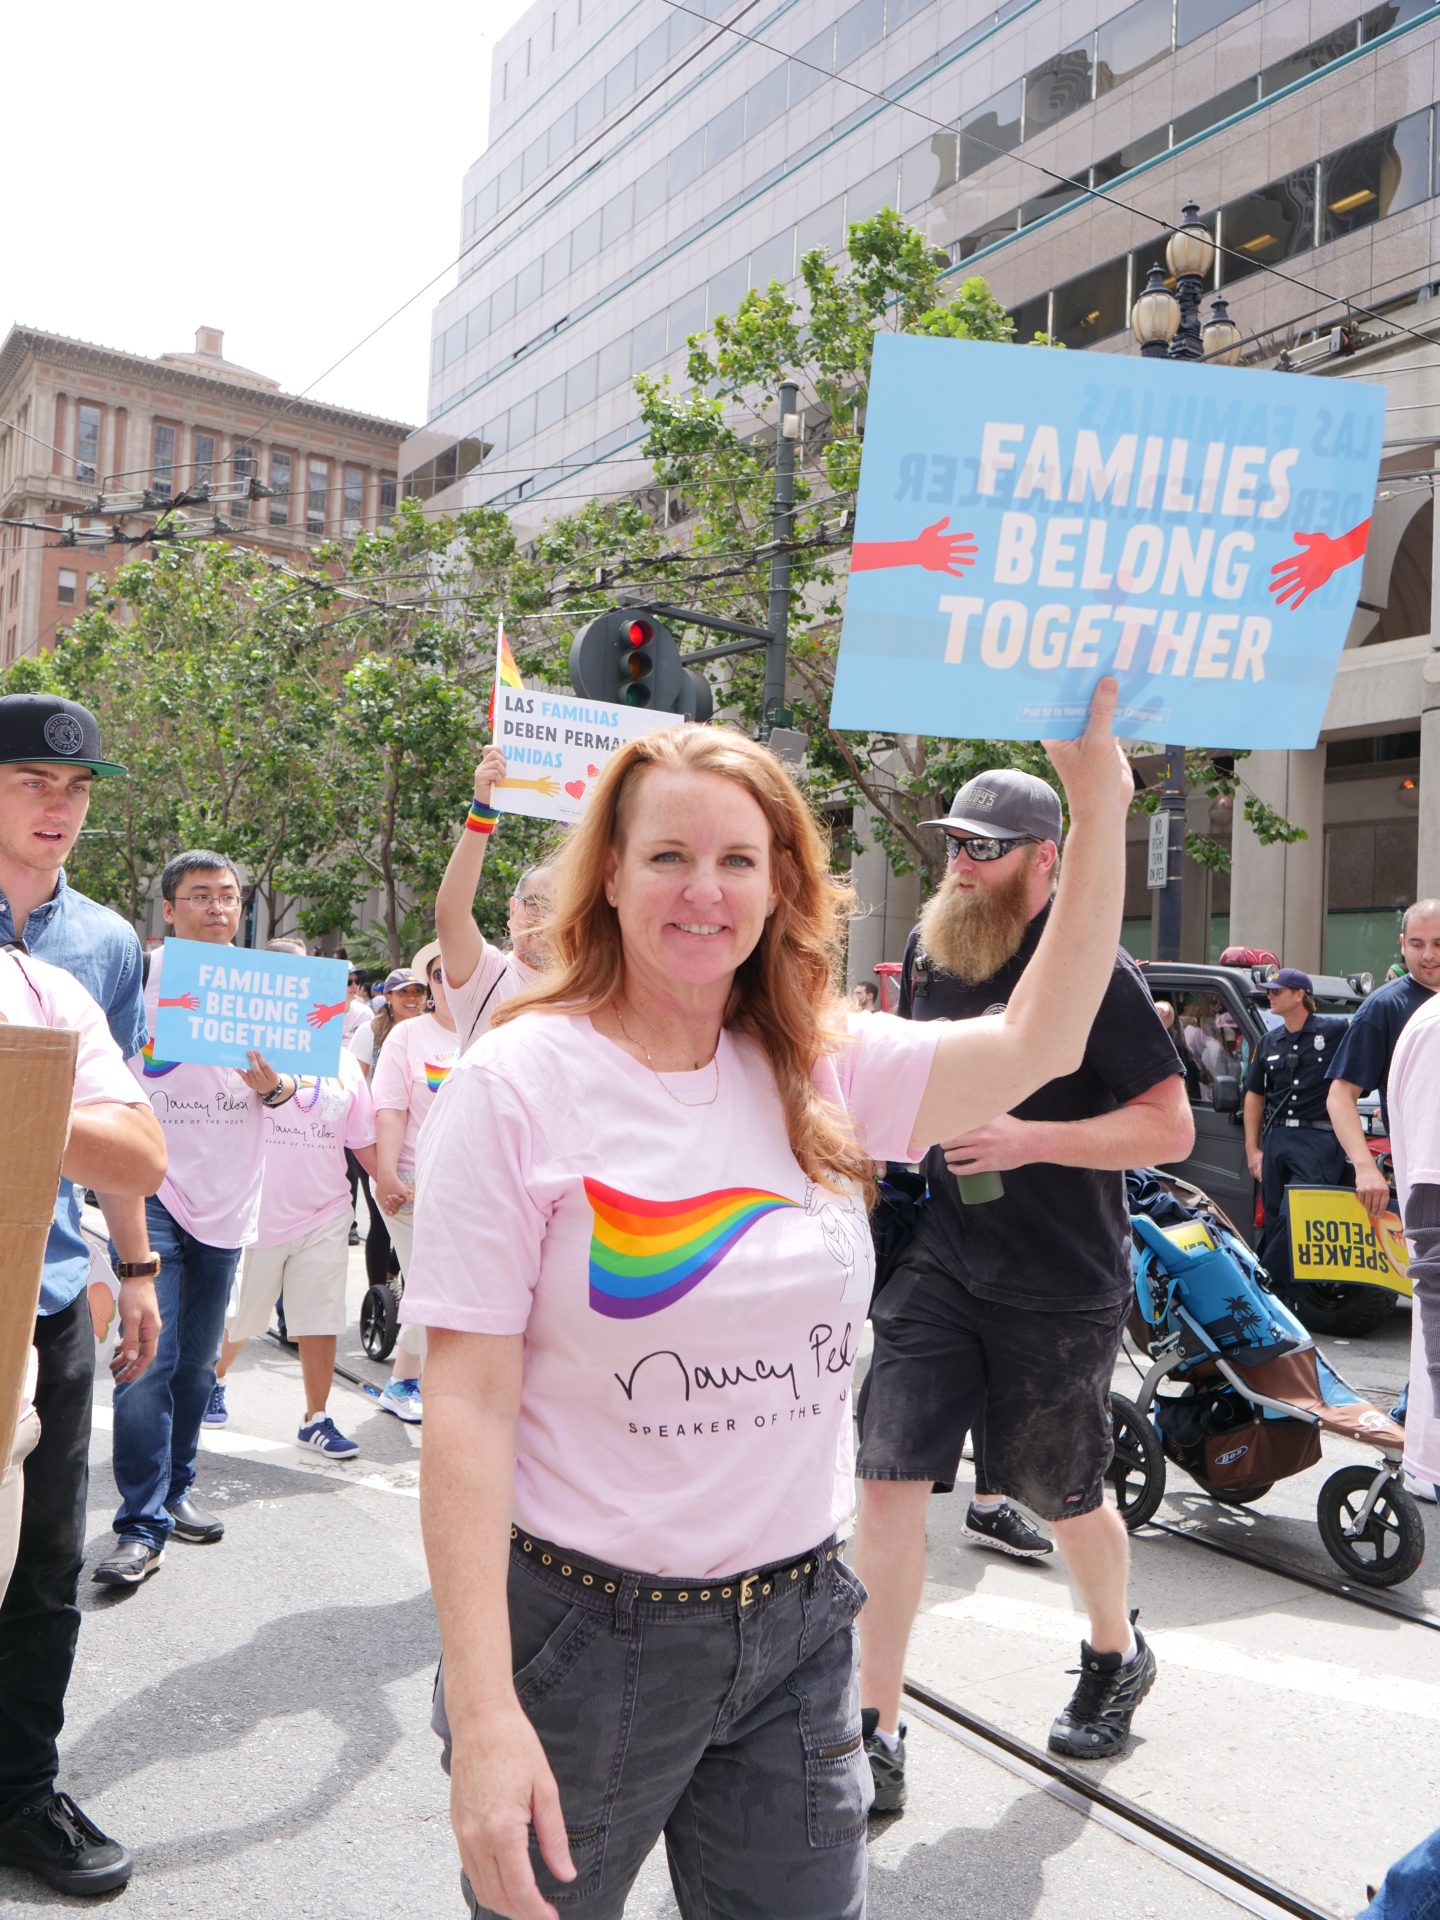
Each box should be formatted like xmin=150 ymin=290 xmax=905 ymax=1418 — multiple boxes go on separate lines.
xmin=153 ymin=939 xmax=350 ymax=1076
xmin=830 ymin=334 xmax=1386 ymax=747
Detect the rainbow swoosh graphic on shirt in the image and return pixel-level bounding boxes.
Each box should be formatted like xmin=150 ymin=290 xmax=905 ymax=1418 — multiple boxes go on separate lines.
xmin=140 ymin=1041 xmax=180 ymax=1078
xmin=424 ymin=1061 xmax=453 ymax=1093
xmin=584 ymin=1179 xmax=797 ymax=1319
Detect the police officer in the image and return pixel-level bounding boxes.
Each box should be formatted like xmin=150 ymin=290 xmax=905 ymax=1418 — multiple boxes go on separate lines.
xmin=1243 ymin=968 xmax=1349 ymax=1287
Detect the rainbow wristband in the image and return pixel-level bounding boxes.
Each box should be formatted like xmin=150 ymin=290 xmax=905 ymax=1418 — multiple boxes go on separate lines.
xmin=465 ymin=799 xmax=499 ymax=835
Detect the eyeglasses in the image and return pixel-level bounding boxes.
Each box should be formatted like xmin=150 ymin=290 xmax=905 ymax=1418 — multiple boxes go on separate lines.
xmin=943 ymin=834 xmax=1041 ymax=863
xmin=517 ymin=895 xmax=552 ymax=913
xmin=348 ymin=974 xmax=361 ymax=983
xmin=173 ymin=890 xmax=242 ymax=908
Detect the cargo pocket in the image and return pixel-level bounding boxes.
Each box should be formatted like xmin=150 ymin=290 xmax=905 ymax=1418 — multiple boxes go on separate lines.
xmin=803 ymin=1718 xmax=872 ymax=1847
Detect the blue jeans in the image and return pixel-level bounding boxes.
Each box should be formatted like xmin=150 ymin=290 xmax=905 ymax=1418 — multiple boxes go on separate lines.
xmin=1360 ymin=1825 xmax=1440 ymax=1917
xmin=434 ymin=1533 xmax=870 ymax=1919
xmin=110 ymin=1197 xmax=240 ymax=1550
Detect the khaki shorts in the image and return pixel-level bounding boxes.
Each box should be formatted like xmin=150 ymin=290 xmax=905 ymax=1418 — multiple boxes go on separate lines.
xmin=228 ymin=1212 xmax=350 ymax=1342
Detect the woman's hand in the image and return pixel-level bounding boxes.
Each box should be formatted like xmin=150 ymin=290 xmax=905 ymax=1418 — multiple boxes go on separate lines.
xmin=376 ymin=1173 xmax=414 ymax=1216
xmin=237 ymin=1050 xmax=289 ymax=1101
xmin=450 ymin=1703 xmax=576 ymax=1920
xmin=1043 ymin=677 xmax=1133 ymax=830
xmin=476 ymin=745 xmax=508 ymax=805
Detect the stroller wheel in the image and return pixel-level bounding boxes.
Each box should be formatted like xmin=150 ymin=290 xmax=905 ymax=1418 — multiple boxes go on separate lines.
xmin=1190 ymin=1477 xmax=1273 ymax=1507
xmin=360 ymin=1283 xmax=399 ymax=1362
xmin=1316 ymin=1465 xmax=1426 ymax=1587
xmin=1108 ymin=1394 xmax=1166 ymax=1529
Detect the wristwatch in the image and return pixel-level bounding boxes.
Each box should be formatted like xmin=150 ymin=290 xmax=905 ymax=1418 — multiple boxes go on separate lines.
xmin=116 ymin=1254 xmax=161 ymax=1279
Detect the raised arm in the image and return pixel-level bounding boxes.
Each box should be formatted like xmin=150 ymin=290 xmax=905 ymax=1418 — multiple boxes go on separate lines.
xmin=422 ymin=1328 xmax=575 ymax=1920
xmin=910 ymin=678 xmax=1133 ymax=1148
xmin=436 ymin=746 xmax=508 ymax=992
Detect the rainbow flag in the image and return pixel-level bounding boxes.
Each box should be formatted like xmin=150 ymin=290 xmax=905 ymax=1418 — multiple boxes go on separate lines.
xmin=584 ymin=1179 xmax=797 ymax=1319
xmin=140 ymin=1040 xmax=179 ymax=1078
xmin=423 ymin=1060 xmax=453 ymax=1093
xmin=488 ymin=621 xmax=524 ymax=731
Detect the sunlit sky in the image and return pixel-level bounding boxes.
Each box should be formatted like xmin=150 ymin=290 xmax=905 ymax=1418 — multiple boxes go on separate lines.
xmin=1 ymin=0 xmax=534 ymax=430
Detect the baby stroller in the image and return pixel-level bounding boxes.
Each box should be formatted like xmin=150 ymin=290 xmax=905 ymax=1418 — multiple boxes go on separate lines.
xmin=1109 ymin=1169 xmax=1423 ymax=1588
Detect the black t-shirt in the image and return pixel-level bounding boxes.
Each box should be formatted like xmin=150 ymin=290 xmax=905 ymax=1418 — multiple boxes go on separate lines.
xmin=1243 ymin=1012 xmax=1349 ymax=1126
xmin=898 ymin=903 xmax=1181 ymax=1311
xmin=1326 ymin=974 xmax=1434 ymax=1125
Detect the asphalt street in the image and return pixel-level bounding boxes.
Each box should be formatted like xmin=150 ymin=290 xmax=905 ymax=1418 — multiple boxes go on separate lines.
xmin=2 ymin=1235 xmax=1430 ymax=1919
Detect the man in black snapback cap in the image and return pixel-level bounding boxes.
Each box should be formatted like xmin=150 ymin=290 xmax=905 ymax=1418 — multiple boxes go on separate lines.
xmin=851 ymin=762 xmax=1193 ymax=1804
xmin=0 ymin=691 xmax=162 ymax=1897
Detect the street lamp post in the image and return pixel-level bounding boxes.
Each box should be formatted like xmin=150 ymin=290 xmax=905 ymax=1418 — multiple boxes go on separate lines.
xmin=1129 ymin=204 xmax=1244 ymax=961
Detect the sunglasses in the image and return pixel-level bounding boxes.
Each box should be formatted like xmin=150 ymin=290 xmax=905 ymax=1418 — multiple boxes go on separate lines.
xmin=944 ymin=834 xmax=1041 ymax=863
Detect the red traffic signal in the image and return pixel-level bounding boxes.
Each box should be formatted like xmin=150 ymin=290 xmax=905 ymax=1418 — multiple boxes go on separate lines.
xmin=569 ymin=607 xmax=714 ymax=721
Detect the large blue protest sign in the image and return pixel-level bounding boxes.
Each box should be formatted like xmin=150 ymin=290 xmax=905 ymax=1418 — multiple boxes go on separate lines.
xmin=152 ymin=939 xmax=350 ymax=1076
xmin=830 ymin=334 xmax=1386 ymax=747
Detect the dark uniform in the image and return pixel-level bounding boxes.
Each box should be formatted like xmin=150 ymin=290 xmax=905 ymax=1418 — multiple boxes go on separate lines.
xmin=1245 ymin=1013 xmax=1350 ymax=1286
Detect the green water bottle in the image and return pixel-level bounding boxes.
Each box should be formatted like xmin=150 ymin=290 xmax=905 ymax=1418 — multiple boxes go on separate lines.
xmin=956 ymin=1170 xmax=1006 ymax=1205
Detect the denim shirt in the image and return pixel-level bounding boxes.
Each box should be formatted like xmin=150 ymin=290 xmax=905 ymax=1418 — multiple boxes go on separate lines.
xmin=1 ymin=871 xmax=148 ymax=1316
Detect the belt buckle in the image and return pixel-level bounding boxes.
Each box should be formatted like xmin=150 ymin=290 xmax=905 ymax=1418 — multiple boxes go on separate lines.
xmin=739 ymin=1573 xmax=758 ymax=1608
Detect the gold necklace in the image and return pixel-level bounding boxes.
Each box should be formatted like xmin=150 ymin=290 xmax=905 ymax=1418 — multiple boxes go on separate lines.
xmin=615 ymin=1003 xmax=721 ymax=1108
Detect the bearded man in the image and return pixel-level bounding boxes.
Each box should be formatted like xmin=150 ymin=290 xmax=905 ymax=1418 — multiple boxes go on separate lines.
xmin=850 ymin=769 xmax=1193 ymax=1810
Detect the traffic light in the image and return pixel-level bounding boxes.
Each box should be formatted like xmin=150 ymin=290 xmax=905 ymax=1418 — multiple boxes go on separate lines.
xmin=570 ymin=608 xmax=713 ymax=721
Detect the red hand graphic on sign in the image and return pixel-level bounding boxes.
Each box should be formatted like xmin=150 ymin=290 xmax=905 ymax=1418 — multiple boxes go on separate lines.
xmin=852 ymin=515 xmax=978 ymax=579
xmin=306 ymin=1001 xmax=346 ymax=1029
xmin=157 ymin=993 xmax=200 ymax=1011
xmin=1269 ymin=518 xmax=1371 ymax=610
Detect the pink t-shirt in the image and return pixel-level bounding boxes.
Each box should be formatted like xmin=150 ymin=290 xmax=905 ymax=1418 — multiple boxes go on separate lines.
xmin=254 ymin=1048 xmax=377 ymax=1248
xmin=370 ymin=1011 xmax=460 ymax=1179
xmin=0 ymin=948 xmax=141 ymax=1110
xmin=343 ymin=999 xmax=373 ymax=1043
xmin=405 ymin=1010 xmax=940 ymax=1577
xmin=129 ymin=943 xmax=267 ymax=1249
xmin=1387 ymin=993 xmax=1440 ymax=1488
xmin=444 ymin=943 xmax=537 ymax=1055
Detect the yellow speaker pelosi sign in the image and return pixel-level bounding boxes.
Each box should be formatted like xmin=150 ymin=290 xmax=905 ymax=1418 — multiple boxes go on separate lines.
xmin=1287 ymin=1187 xmax=1412 ymax=1295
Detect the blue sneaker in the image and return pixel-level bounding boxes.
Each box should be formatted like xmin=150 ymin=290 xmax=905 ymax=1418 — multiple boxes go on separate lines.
xmin=201 ymin=1382 xmax=228 ymax=1427
xmin=378 ymin=1377 xmax=422 ymax=1424
xmin=297 ymin=1415 xmax=360 ymax=1459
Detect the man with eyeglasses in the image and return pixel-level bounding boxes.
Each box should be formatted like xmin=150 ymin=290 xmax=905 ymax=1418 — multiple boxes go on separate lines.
xmin=1243 ymin=968 xmax=1350 ymax=1292
xmin=434 ymin=744 xmax=555 ymax=1054
xmin=96 ymin=850 xmax=298 ymax=1588
xmin=851 ymin=768 xmax=1192 ymax=1805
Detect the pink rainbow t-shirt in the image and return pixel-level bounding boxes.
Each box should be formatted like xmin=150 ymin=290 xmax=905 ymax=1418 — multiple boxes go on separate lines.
xmin=405 ymin=1010 xmax=940 ymax=1577
xmin=254 ymin=1048 xmax=376 ymax=1248
xmin=444 ymin=943 xmax=538 ymax=1055
xmin=370 ymin=1010 xmax=460 ymax=1179
xmin=129 ymin=944 xmax=267 ymax=1249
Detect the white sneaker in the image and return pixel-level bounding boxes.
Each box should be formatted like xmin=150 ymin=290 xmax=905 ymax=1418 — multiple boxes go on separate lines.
xmin=1404 ymin=1473 xmax=1437 ymax=1504
xmin=379 ymin=1377 xmax=422 ymax=1424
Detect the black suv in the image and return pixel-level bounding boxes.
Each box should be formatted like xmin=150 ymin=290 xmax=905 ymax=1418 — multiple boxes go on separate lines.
xmin=1140 ymin=960 xmax=1396 ymax=1336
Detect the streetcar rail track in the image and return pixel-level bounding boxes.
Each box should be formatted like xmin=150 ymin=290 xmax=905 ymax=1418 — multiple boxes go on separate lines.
xmin=902 ymin=1676 xmax=1345 ymax=1920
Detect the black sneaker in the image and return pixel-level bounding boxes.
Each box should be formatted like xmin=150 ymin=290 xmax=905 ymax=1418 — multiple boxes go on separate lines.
xmin=860 ymin=1707 xmax=907 ymax=1813
xmin=1048 ymin=1623 xmax=1157 ymax=1759
xmin=961 ymin=1502 xmax=1054 ymax=1558
xmin=0 ymin=1790 xmax=133 ymax=1895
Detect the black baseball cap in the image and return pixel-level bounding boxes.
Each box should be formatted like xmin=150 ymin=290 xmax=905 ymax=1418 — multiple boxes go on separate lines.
xmin=0 ymin=694 xmax=125 ymax=778
xmin=920 ymin=768 xmax=1063 ymax=843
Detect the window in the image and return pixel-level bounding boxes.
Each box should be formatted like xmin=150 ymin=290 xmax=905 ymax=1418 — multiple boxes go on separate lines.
xmin=86 ymin=571 xmax=104 ymax=605
xmin=959 ymin=84 xmax=1022 ymax=177
xmin=668 ymin=285 xmax=706 ymax=347
xmin=670 ymin=127 xmax=705 ymax=195
xmin=152 ymin=422 xmax=177 ymax=500
xmin=490 ymin=279 xmax=516 ymax=328
xmin=307 ymin=460 xmax=328 ymax=535
xmin=193 ymin=431 xmax=215 ymax=487
xmin=1362 ymin=0 xmax=1433 ymax=38
xmin=707 ymin=97 xmax=745 ymax=166
xmin=633 ymin=165 xmax=667 ymax=225
xmin=751 ymin=228 xmax=794 ymax=288
xmin=1172 ymin=78 xmax=1255 ymax=142
xmin=231 ymin=442 xmax=254 ymax=520
xmin=1024 ymin=44 xmax=1094 ymax=134
xmin=379 ymin=474 xmax=397 ymax=517
xmin=343 ymin=466 xmax=365 ymax=535
xmin=75 ymin=403 xmax=100 ymax=484
xmin=522 ymin=135 xmax=547 ymax=188
xmin=747 ymin=64 xmax=788 ymax=135
xmin=635 ymin=21 xmax=669 ymax=85
xmin=466 ymin=298 xmax=491 ymax=352
xmin=709 ymin=258 xmax=749 ymax=321
xmin=601 ymin=183 xmax=635 ymax=250
xmin=1020 ymin=182 xmax=1085 ymax=228
xmin=797 ymin=195 xmax=845 ymax=259
xmin=571 ymin=216 xmax=602 ymax=269
xmin=515 ymin=255 xmax=543 ymax=312
xmin=1174 ymin=991 xmax=1250 ymax=1105
xmin=1091 ymin=128 xmax=1170 ymax=182
xmin=56 ymin=568 xmax=77 ymax=606
xmin=1262 ymin=26 xmax=1358 ymax=95
xmin=605 ymin=48 xmax=637 ymax=114
xmin=1218 ymin=168 xmax=1317 ymax=286
xmin=535 ymin=372 xmax=567 ymax=435
xmin=631 ymin=309 xmax=668 ymax=369
xmin=1095 ymin=0 xmax=1172 ymax=94
xmin=575 ymin=78 xmax=605 ymax=139
xmin=959 ymin=214 xmax=1020 ymax=257
xmin=1176 ymin=0 xmax=1255 ymax=46
xmin=835 ymin=0 xmax=884 ymax=66
xmin=1009 ymin=293 xmax=1052 ymax=341
xmin=498 ymin=155 xmax=523 ymax=206
xmin=847 ymin=163 xmax=897 ymax=228
xmin=567 ymin=354 xmax=598 ymax=410
xmin=1322 ymin=110 xmax=1430 ymax=240
xmin=543 ymin=233 xmax=571 ymax=289
xmin=900 ymin=134 xmax=958 ymax=209
xmin=888 ymin=0 xmax=932 ymax=23
xmin=1052 ymin=257 xmax=1129 ymax=346
xmin=597 ymin=333 xmax=632 ymax=391
xmin=508 ymin=390 xmax=537 ymax=446
xmin=269 ymin=450 xmax=292 ymax=525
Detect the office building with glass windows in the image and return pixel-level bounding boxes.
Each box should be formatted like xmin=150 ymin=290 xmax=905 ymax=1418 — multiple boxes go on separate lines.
xmin=408 ymin=0 xmax=1440 ymax=980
